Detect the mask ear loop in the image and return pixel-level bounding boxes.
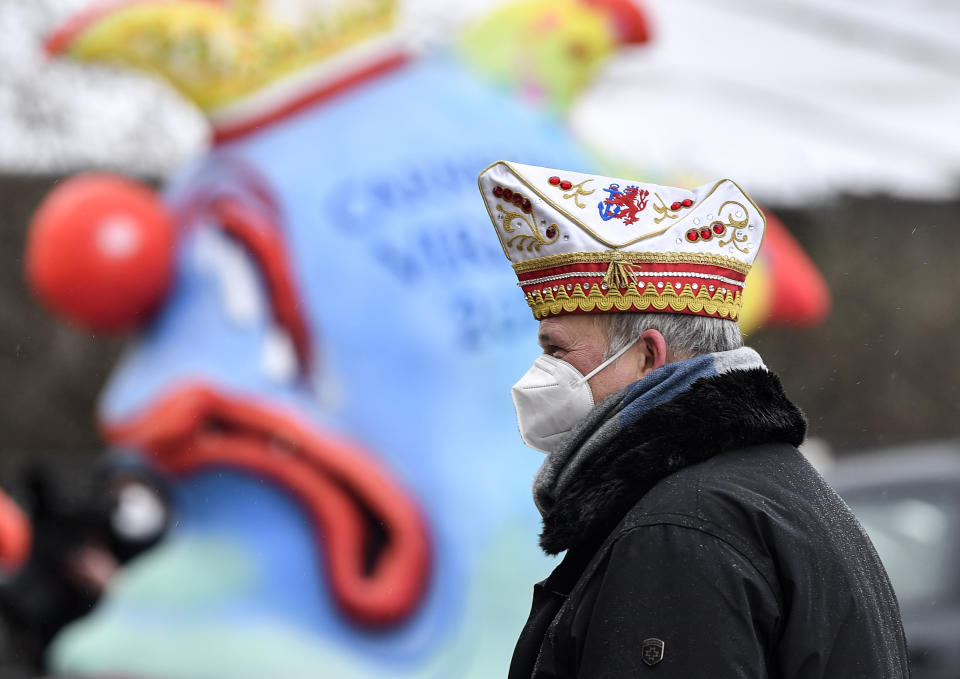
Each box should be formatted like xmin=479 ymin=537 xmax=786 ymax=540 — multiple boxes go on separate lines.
xmin=578 ymin=336 xmax=640 ymax=385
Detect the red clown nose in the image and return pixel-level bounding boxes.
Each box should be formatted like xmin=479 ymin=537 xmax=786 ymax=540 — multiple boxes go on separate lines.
xmin=25 ymin=173 xmax=176 ymax=333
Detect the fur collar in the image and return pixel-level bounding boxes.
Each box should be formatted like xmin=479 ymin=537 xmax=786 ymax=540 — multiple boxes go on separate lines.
xmin=539 ymin=368 xmax=806 ymax=555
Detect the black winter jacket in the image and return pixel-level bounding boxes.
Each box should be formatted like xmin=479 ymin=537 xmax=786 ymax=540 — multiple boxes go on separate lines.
xmin=508 ymin=368 xmax=909 ymax=679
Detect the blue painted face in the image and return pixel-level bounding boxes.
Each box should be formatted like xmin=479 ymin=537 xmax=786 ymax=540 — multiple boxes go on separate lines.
xmin=60 ymin=57 xmax=598 ymax=676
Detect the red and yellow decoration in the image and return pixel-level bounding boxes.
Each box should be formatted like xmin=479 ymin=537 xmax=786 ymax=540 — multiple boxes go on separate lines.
xmin=459 ymin=0 xmax=651 ymax=111
xmin=44 ymin=0 xmax=403 ymax=142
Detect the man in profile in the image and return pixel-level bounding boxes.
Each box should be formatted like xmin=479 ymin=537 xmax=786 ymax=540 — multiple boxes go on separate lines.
xmin=477 ymin=160 xmax=909 ymax=678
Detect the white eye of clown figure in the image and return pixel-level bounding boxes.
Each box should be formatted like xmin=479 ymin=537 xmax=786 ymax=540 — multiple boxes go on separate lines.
xmin=112 ymin=483 xmax=167 ymax=542
xmin=192 ymin=228 xmax=299 ymax=383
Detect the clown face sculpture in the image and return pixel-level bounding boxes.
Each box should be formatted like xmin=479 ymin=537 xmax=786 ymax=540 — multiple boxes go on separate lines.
xmin=25 ymin=1 xmax=660 ymax=676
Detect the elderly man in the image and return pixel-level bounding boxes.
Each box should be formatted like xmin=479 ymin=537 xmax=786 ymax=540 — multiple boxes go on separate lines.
xmin=478 ymin=161 xmax=909 ymax=678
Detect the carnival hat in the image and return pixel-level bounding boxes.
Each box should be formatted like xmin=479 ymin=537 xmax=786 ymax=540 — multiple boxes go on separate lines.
xmin=477 ymin=161 xmax=766 ymax=320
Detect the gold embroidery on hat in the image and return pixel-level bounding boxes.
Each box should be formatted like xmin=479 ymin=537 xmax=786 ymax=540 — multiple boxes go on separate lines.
xmin=561 ymin=179 xmax=595 ymax=208
xmin=512 ymin=250 xmax=751 ymax=275
xmin=492 ymin=161 xmax=765 ymax=249
xmin=498 ymin=205 xmax=560 ymax=253
xmin=525 ymin=283 xmax=741 ymax=320
xmin=602 ymin=250 xmax=635 ymax=290
xmin=716 ymin=201 xmax=751 ymax=254
xmin=652 ymin=193 xmax=680 ymax=224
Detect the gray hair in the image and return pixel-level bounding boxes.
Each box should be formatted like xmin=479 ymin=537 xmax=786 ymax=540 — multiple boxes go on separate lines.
xmin=599 ymin=313 xmax=742 ymax=361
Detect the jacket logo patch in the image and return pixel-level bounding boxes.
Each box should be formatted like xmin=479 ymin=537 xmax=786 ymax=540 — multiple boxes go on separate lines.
xmin=642 ymin=638 xmax=665 ymax=667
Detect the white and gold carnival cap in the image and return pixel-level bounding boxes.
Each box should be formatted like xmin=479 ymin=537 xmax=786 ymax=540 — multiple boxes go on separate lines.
xmin=477 ymin=160 xmax=766 ymax=320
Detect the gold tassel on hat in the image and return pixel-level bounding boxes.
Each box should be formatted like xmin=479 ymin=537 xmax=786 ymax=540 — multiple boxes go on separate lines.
xmin=603 ymin=251 xmax=635 ymax=290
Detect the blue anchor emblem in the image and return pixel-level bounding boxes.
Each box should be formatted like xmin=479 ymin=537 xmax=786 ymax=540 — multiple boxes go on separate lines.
xmin=598 ymin=183 xmax=623 ymax=221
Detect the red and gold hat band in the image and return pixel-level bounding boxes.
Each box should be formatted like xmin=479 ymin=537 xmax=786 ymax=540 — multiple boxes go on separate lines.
xmin=514 ymin=250 xmax=749 ymax=320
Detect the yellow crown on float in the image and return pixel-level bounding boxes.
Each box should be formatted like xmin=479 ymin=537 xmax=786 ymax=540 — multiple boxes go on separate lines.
xmin=46 ymin=0 xmax=398 ymax=115
xmin=477 ymin=160 xmax=767 ymax=321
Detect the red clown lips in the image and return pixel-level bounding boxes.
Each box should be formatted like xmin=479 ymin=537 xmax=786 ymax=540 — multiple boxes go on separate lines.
xmin=102 ymin=384 xmax=433 ymax=628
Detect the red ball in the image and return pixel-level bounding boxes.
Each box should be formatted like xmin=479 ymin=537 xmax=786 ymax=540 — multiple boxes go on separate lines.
xmin=682 ymin=198 xmax=693 ymax=207
xmin=0 ymin=489 xmax=30 ymax=574
xmin=548 ymin=176 xmax=561 ymax=186
xmin=671 ymin=201 xmax=681 ymax=211
xmin=25 ymin=173 xmax=176 ymax=333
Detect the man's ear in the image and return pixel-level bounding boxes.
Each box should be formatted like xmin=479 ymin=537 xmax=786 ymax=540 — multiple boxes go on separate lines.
xmin=637 ymin=329 xmax=668 ymax=377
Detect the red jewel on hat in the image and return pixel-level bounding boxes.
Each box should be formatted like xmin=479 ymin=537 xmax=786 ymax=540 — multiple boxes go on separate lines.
xmin=513 ymin=194 xmax=524 ymax=206
xmin=671 ymin=201 xmax=681 ymax=211
xmin=559 ymin=180 xmax=573 ymax=190
xmin=522 ymin=199 xmax=532 ymax=212
xmin=502 ymin=188 xmax=513 ymax=199
xmin=493 ymin=186 xmax=503 ymax=197
xmin=545 ymin=225 xmax=558 ymax=239
xmin=686 ymin=230 xmax=699 ymax=242
xmin=712 ymin=221 xmax=725 ymax=235
xmin=548 ymin=176 xmax=561 ymax=186
xmin=682 ymin=198 xmax=693 ymax=207
xmin=700 ymin=228 xmax=712 ymax=240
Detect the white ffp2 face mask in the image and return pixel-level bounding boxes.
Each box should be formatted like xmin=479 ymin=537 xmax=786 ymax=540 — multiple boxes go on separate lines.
xmin=510 ymin=338 xmax=639 ymax=454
